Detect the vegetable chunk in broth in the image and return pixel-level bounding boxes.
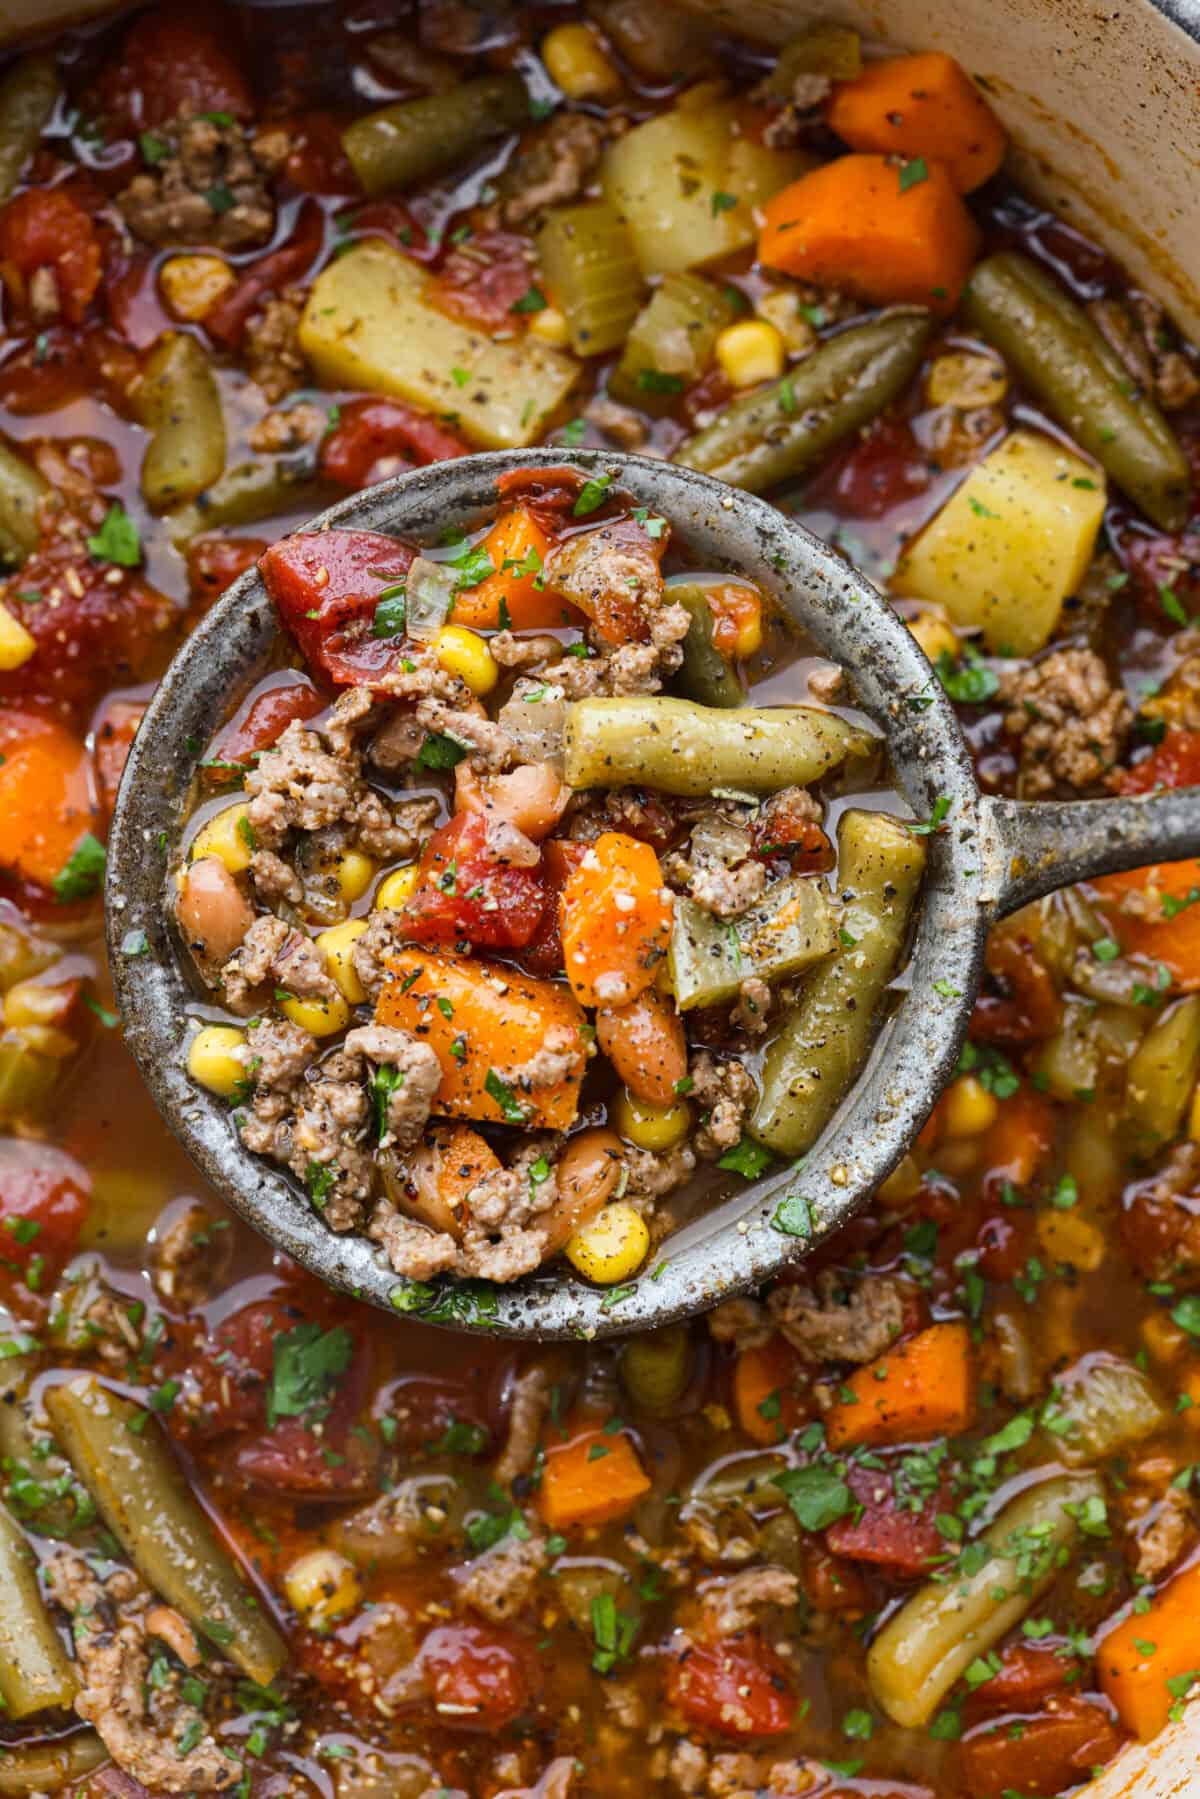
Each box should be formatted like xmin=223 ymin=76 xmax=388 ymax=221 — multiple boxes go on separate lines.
xmin=0 ymin=4 xmax=1197 ymax=1796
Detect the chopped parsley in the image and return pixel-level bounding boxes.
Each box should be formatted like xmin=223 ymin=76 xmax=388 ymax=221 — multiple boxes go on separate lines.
xmin=772 ymin=1462 xmax=853 ymax=1530
xmin=935 ymin=647 xmax=999 ymax=704
xmin=370 ymin=1064 xmax=404 ymax=1141
xmin=898 ymin=156 xmax=928 ymax=190
xmin=267 ymin=1322 xmax=354 ymax=1428
xmin=485 ymin=1069 xmax=529 ymax=1125
xmin=716 ymin=1136 xmax=774 ymax=1179
xmin=416 ymin=732 xmax=467 ymax=770
xmin=87 ymin=502 xmax=142 ymax=568
xmin=52 ymin=833 xmax=106 ymax=904
xmin=573 ymin=473 xmax=613 ymax=516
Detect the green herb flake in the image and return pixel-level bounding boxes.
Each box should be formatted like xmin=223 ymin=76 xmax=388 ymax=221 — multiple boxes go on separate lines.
xmin=87 ymin=502 xmax=142 ymax=568
xmin=52 ymin=833 xmax=106 ymax=904
xmin=898 ymin=157 xmax=929 ymax=191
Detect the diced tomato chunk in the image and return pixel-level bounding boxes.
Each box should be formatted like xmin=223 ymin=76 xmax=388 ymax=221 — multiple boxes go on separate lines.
xmin=204 ymin=677 xmax=325 ymax=786
xmin=808 ymin=413 xmax=932 ymax=519
xmin=665 ymin=1632 xmax=796 ymax=1738
xmin=0 ymin=190 xmax=102 ymax=326
xmin=401 ymin=812 xmax=548 ymax=951
xmin=430 ymin=232 xmax=537 ymax=331
xmin=966 ymin=1641 xmax=1083 ymax=1714
xmin=520 ymin=838 xmax=587 ymax=976
xmin=279 ymin=111 xmax=359 ymax=195
xmin=319 ymin=397 xmax=469 ymax=489
xmin=1115 ymin=726 xmax=1200 ymax=796
xmin=0 ymin=328 xmax=140 ymax=416
xmin=0 ymin=1140 xmax=89 ymax=1292
xmin=1114 ymin=520 xmax=1200 ymax=622
xmin=420 ymin=1623 xmax=535 ymax=1731
xmin=97 ymin=7 xmax=255 ymax=134
xmin=260 ymin=528 xmax=416 ymax=689
xmin=0 ymin=536 xmax=175 ymax=722
xmin=825 ymin=1459 xmax=948 ymax=1576
xmin=93 ymin=698 xmax=147 ymax=821
xmin=185 ymin=535 xmax=271 ymax=612
xmin=960 ymin=1697 xmax=1123 ymax=1798
xmin=798 ymin=1542 xmax=869 ymax=1613
xmin=494 ymin=466 xmax=588 ymax=534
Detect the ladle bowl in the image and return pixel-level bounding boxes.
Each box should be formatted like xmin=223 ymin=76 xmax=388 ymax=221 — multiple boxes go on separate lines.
xmin=106 ymin=448 xmax=1200 ymax=1338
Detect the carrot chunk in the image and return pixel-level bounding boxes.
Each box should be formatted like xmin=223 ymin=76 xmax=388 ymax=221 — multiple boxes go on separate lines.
xmin=825 ymin=1321 xmax=973 ymax=1449
xmin=733 ymin=1335 xmax=808 ymax=1445
xmin=561 ymin=832 xmax=673 ymax=1008
xmin=758 ymin=153 xmax=980 ymax=314
xmin=537 ymin=1414 xmax=651 ymax=1530
xmin=0 ymin=711 xmax=98 ymax=894
xmin=449 ymin=508 xmax=575 ymax=632
xmin=827 ymin=51 xmax=1006 ymax=192
xmin=1100 ymin=1554 xmax=1200 ymax=1739
xmin=377 ymin=949 xmax=587 ymax=1131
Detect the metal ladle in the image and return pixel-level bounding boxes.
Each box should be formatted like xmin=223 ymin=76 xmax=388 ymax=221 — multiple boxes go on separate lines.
xmin=106 ymin=448 xmax=1200 ymax=1339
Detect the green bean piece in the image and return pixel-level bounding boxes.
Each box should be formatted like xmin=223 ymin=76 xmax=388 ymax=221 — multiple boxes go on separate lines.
xmin=620 ymin=1327 xmax=692 ymax=1415
xmin=45 ymin=1376 xmax=286 ymax=1685
xmin=751 ymin=810 xmax=924 ymax=1155
xmin=1126 ymin=992 xmax=1200 ymax=1140
xmin=669 ymin=875 xmax=837 ymax=1011
xmin=0 ymin=1498 xmax=77 ymax=1717
xmin=0 ymin=56 xmax=59 ymax=203
xmin=673 ymin=586 xmax=744 ymax=709
xmin=964 ymin=251 xmax=1192 ymax=530
xmin=761 ymin=22 xmax=861 ymax=91
xmin=166 ymin=458 xmax=331 ymax=548
xmin=867 ymin=1472 xmax=1101 ymax=1728
xmin=674 ymin=310 xmax=934 ymax=493
xmin=0 ymin=440 xmax=48 ymax=565
xmin=564 ymin=696 xmax=873 ymax=797
xmin=535 ymin=201 xmax=643 ymax=358
xmin=0 ymin=1730 xmax=105 ymax=1794
xmin=137 ymin=333 xmax=227 ymax=511
xmin=342 ymin=74 xmax=531 ymax=196
xmin=609 ymin=273 xmax=738 ymax=413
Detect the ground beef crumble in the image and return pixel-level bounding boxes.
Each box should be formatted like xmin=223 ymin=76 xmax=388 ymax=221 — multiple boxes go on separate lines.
xmin=769 ymin=1270 xmax=906 ymax=1364
xmin=118 ymin=115 xmax=287 ymax=250
xmin=689 ymin=1051 xmax=755 ymax=1160
xmin=498 ymin=112 xmax=608 ymax=227
xmin=998 ymin=646 xmax=1132 ymax=797
xmin=46 ymin=1549 xmax=237 ymax=1793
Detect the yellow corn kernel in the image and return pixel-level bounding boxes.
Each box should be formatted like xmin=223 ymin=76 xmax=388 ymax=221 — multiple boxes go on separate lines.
xmin=566 ymin=1201 xmax=650 ymax=1284
xmin=1036 ymin=1208 xmax=1105 ymax=1273
xmin=433 ymin=624 xmax=498 ymax=697
xmin=877 ymin=1153 xmax=921 ymax=1210
xmin=715 ymin=320 xmax=786 ymax=389
xmin=0 ymin=599 xmax=35 ymax=672
xmin=283 ymin=1548 xmax=362 ymax=1626
xmin=906 ymin=610 xmax=960 ymax=665
xmin=528 ymin=304 xmax=571 ymax=348
xmin=280 ymin=991 xmax=351 ymax=1038
xmin=189 ymin=804 xmax=254 ymax=875
xmin=926 ymin=350 xmax=1007 ymax=409
xmin=1141 ymin=1311 xmax=1189 ymax=1366
xmin=613 ymin=1088 xmax=691 ymax=1151
xmin=940 ymin=1073 xmax=998 ymax=1140
xmin=702 ymin=1402 xmax=733 ymax=1434
xmin=158 ymin=253 xmax=235 ymax=323
xmin=186 ymin=1025 xmax=248 ymax=1098
xmin=754 ymin=289 xmax=818 ymax=356
xmin=335 ymin=849 xmax=376 ymax=904
xmin=376 ymin=866 xmax=420 ymax=910
xmin=317 ymin=919 xmax=368 ymax=1005
xmin=541 ymin=22 xmax=623 ymax=100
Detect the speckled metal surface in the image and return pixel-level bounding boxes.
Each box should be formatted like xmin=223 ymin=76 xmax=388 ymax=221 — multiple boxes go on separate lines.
xmin=105 ymin=450 xmax=1200 ymax=1338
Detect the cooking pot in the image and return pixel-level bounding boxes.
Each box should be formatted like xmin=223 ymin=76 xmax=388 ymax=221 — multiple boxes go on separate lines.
xmin=2 ymin=0 xmax=1198 ymax=1789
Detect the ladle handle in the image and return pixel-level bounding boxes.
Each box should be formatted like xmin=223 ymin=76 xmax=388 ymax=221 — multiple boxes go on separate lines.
xmin=980 ymin=789 xmax=1200 ymax=918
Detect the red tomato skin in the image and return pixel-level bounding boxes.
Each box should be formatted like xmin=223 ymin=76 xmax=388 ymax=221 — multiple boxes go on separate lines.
xmin=97 ymin=8 xmax=255 ymax=134
xmin=520 ymin=839 xmax=588 ymax=976
xmin=93 ymin=697 xmax=147 ymax=821
xmin=0 ymin=537 xmax=175 ymax=723
xmin=664 ymin=1633 xmax=796 ymax=1738
xmin=279 ymin=111 xmax=358 ymax=195
xmin=185 ymin=536 xmax=272 ymax=612
xmin=959 ymin=1697 xmax=1123 ymax=1799
xmin=494 ymin=466 xmax=588 ymax=534
xmin=430 ymin=232 xmax=535 ymax=331
xmin=825 ymin=1460 xmax=948 ymax=1577
xmin=0 ymin=191 xmax=102 ymax=326
xmin=420 ymin=1623 xmax=535 ymax=1732
xmin=0 ymin=328 xmax=140 ymax=416
xmin=259 ymin=528 xmax=416 ymax=688
xmin=810 ymin=413 xmax=932 ymax=519
xmin=966 ymin=1642 xmax=1081 ymax=1715
xmin=204 ymin=200 xmax=324 ymax=348
xmin=204 ymin=679 xmax=325 ymax=785
xmin=320 ymin=397 xmax=470 ymax=488
xmin=0 ymin=1141 xmax=88 ymax=1288
xmin=1115 ymin=727 xmax=1200 ymax=795
xmin=402 ymin=813 xmax=548 ymax=952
